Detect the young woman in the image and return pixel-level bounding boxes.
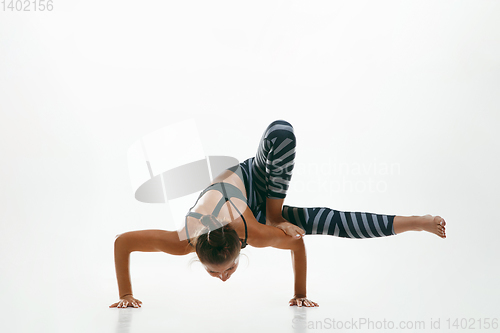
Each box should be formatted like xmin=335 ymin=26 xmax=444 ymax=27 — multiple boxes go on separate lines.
xmin=109 ymin=120 xmax=446 ymax=309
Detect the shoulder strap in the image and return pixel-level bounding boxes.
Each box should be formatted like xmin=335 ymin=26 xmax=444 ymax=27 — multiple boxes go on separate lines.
xmin=185 ymin=191 xmax=206 ymax=247
xmin=209 ymin=182 xmax=247 ymax=216
xmin=186 ymin=211 xmax=203 ymax=219
xmin=219 ymin=183 xmax=248 ymax=248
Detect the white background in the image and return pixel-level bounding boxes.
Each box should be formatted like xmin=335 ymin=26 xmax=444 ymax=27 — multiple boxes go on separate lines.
xmin=1 ymin=1 xmax=499 ymax=332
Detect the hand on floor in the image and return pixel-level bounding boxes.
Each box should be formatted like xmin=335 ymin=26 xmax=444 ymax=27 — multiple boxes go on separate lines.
xmin=289 ymin=296 xmax=319 ymax=307
xmin=109 ymin=294 xmax=142 ymax=308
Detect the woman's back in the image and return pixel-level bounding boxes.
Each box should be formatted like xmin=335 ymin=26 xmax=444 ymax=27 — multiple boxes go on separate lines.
xmin=184 ymin=168 xmax=250 ymax=246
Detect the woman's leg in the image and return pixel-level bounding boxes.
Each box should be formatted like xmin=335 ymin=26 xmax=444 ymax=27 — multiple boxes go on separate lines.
xmin=252 ymin=119 xmax=296 ymax=202
xmin=238 ymin=120 xmax=296 ymax=223
xmin=282 ymin=205 xmax=396 ymax=238
xmin=282 ymin=206 xmax=446 ymax=238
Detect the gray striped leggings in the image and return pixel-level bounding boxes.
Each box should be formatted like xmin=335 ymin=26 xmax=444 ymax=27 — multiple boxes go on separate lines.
xmin=282 ymin=206 xmax=395 ymax=238
xmin=239 ymin=120 xmax=396 ymax=238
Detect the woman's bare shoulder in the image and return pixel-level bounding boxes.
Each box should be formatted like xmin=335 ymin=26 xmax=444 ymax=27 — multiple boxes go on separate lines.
xmin=243 ymin=209 xmax=303 ymax=251
xmin=161 ymin=228 xmax=196 ymax=255
xmin=243 ymin=209 xmax=276 ymax=248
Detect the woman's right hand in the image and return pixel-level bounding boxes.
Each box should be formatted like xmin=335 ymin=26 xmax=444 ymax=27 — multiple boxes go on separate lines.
xmin=109 ymin=294 xmax=142 ymax=308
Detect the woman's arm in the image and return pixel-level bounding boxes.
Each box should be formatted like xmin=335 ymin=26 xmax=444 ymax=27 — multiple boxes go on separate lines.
xmin=266 ymin=197 xmax=305 ymax=238
xmin=290 ymin=237 xmax=307 ymax=299
xmin=266 ymin=197 xmax=288 ymax=225
xmin=245 ymin=209 xmax=318 ymax=307
xmin=110 ymin=229 xmax=193 ymax=307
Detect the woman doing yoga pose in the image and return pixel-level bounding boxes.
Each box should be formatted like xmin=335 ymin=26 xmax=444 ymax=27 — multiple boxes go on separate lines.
xmin=110 ymin=120 xmax=446 ymax=308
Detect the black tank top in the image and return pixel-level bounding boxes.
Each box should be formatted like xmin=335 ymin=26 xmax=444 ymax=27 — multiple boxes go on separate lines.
xmin=185 ymin=182 xmax=248 ymax=248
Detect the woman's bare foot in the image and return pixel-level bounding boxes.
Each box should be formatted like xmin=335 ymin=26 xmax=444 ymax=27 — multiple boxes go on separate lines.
xmin=420 ymin=214 xmax=446 ymax=238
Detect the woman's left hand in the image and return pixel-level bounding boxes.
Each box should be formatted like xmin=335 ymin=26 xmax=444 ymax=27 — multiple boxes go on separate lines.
xmin=289 ymin=296 xmax=319 ymax=307
xmin=272 ymin=220 xmax=305 ymax=239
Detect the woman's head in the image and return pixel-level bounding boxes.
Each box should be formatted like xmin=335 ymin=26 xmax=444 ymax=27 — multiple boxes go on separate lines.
xmin=194 ymin=215 xmax=241 ymax=281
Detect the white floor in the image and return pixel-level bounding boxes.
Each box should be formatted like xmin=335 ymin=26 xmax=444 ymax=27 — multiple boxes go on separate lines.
xmin=1 ymin=1 xmax=500 ymax=332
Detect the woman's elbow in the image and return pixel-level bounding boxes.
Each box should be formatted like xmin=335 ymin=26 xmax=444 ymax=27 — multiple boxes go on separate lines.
xmin=289 ymin=237 xmax=305 ymax=252
xmin=114 ymin=233 xmax=132 ymax=253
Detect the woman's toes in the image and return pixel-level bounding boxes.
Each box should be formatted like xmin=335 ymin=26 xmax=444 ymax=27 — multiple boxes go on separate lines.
xmin=438 ymin=217 xmax=446 ymax=226
xmin=434 ymin=216 xmax=446 ymax=226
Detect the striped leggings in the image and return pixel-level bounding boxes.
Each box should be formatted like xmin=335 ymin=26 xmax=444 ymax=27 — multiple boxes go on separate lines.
xmin=239 ymin=120 xmax=396 ymax=238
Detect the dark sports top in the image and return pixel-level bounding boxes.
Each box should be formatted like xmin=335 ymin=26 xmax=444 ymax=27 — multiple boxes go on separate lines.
xmin=185 ymin=182 xmax=248 ymax=249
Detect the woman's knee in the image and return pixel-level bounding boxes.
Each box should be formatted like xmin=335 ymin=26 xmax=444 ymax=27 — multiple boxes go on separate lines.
xmin=265 ymin=120 xmax=295 ymax=143
xmin=267 ymin=119 xmax=293 ymax=131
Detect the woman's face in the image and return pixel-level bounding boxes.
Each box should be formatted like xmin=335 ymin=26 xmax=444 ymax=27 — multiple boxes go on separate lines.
xmin=203 ymin=257 xmax=239 ymax=281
